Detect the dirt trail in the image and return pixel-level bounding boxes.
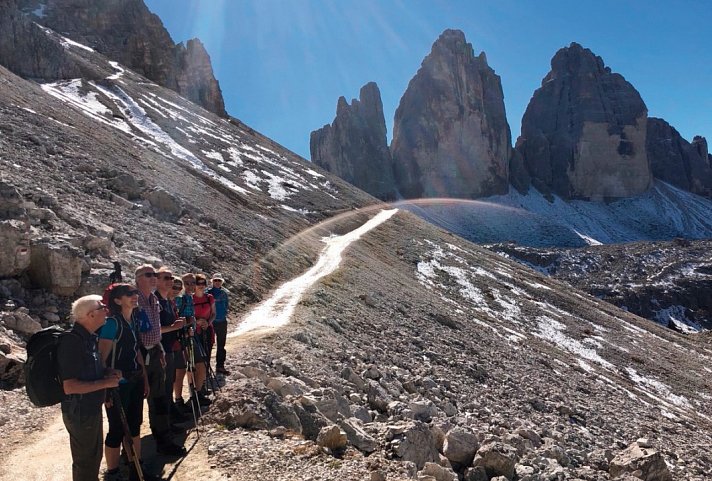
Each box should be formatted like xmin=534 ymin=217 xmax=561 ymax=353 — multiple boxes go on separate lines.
xmin=0 ymin=210 xmax=397 ymax=480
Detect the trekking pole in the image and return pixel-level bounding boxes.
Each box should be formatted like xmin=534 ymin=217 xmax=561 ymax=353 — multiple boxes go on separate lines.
xmin=183 ymin=336 xmax=200 ymax=437
xmin=111 ymin=388 xmax=144 ymax=481
xmin=198 ymin=331 xmax=221 ymax=395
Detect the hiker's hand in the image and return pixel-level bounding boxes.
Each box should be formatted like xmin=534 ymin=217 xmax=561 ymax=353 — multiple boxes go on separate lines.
xmin=160 ymin=352 xmax=166 ymax=368
xmin=172 ymin=319 xmax=185 ymax=330
xmin=103 ymin=374 xmax=120 ymax=389
xmin=104 ymin=397 xmax=113 ymax=408
xmin=143 ymin=378 xmax=150 ymax=398
xmin=197 ymin=318 xmax=208 ymax=328
xmin=106 ymin=368 xmax=122 ymax=379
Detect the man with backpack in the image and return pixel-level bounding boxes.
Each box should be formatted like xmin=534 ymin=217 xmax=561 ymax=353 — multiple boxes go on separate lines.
xmin=57 ymin=295 xmax=121 ymax=481
xmin=206 ymin=273 xmax=230 ymax=375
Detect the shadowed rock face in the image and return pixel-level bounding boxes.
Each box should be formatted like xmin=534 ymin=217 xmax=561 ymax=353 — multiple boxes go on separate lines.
xmin=391 ymin=29 xmax=511 ymax=200
xmin=514 ymin=43 xmax=651 ymax=200
xmin=647 ymin=118 xmax=712 ymax=197
xmin=17 ymin=0 xmax=227 ymax=116
xmin=0 ymin=0 xmax=85 ymax=80
xmin=310 ymin=82 xmax=395 ymax=200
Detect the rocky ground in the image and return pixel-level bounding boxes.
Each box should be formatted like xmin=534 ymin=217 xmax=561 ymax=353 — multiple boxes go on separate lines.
xmin=489 ymin=239 xmax=712 ymax=333
xmin=186 ymin=212 xmax=712 ymax=480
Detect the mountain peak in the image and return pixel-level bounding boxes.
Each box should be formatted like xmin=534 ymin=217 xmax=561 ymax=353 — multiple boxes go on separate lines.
xmin=516 ymin=44 xmax=649 ymax=200
xmin=311 ymin=81 xmax=395 ymax=200
xmin=15 ymin=0 xmax=227 ymax=116
xmin=391 ymin=29 xmax=510 ymax=199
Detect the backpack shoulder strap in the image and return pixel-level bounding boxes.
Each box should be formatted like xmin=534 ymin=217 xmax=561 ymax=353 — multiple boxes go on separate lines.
xmin=105 ymin=316 xmax=123 ymax=370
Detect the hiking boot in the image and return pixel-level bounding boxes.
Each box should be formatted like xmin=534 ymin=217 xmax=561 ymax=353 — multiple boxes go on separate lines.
xmin=170 ymin=423 xmax=188 ymax=434
xmin=174 ymin=397 xmax=186 ymax=413
xmin=155 ymin=439 xmax=186 ymax=457
xmin=216 ymin=367 xmax=231 ymax=376
xmin=103 ymin=468 xmax=124 ymax=481
xmin=194 ymin=391 xmax=212 ymax=407
xmin=129 ymin=464 xmax=163 ymax=481
xmin=170 ymin=404 xmax=190 ymax=423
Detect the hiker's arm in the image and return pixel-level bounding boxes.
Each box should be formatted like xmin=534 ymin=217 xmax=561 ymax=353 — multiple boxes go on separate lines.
xmin=208 ymin=301 xmax=216 ymax=324
xmin=63 ymin=373 xmax=120 ymax=395
xmin=160 ymin=318 xmax=185 ymax=333
xmin=136 ymin=350 xmax=150 ymax=398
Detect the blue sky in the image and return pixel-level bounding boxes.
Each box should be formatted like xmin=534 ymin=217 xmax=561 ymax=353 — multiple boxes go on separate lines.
xmin=145 ymin=0 xmax=712 ymax=160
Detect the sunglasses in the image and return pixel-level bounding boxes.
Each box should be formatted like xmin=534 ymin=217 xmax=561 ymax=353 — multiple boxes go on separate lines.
xmin=93 ymin=303 xmax=107 ymax=312
xmin=196 ymin=281 xmax=207 ymax=286
xmin=122 ymin=289 xmax=139 ymax=297
xmin=141 ymin=272 xmax=158 ymax=278
xmin=159 ymin=275 xmax=173 ymax=280
xmin=172 ymin=286 xmax=183 ymax=291
xmin=183 ymin=281 xmax=195 ymax=286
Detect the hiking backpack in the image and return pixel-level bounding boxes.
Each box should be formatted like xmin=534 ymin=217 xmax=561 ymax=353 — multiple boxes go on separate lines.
xmin=24 ymin=326 xmax=69 ymax=407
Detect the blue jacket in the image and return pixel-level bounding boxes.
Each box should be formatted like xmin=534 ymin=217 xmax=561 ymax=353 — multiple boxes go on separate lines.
xmin=207 ymin=287 xmax=229 ymax=322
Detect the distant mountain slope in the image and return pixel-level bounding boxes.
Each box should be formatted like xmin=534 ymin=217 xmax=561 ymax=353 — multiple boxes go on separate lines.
xmin=490 ymin=239 xmax=712 ymax=333
xmin=405 ymin=181 xmax=712 ymax=248
xmin=0 ymin=23 xmax=377 ymax=312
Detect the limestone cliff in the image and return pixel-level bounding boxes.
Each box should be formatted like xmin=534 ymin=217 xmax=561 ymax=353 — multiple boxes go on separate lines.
xmin=514 ymin=43 xmax=651 ymax=200
xmin=391 ymin=29 xmax=511 ymax=199
xmin=646 ymin=118 xmax=712 ymax=197
xmin=17 ymin=0 xmax=227 ymax=116
xmin=0 ymin=0 xmax=85 ymax=80
xmin=310 ymin=82 xmax=395 ymax=200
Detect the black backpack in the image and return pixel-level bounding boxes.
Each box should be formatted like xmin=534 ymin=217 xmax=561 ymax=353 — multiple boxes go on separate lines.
xmin=25 ymin=326 xmax=71 ymax=407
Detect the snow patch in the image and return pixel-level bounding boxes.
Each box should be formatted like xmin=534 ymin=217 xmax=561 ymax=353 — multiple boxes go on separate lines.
xmin=625 ymin=367 xmax=690 ymax=408
xmin=534 ymin=316 xmax=614 ymax=370
xmin=107 ymin=61 xmax=125 ymax=81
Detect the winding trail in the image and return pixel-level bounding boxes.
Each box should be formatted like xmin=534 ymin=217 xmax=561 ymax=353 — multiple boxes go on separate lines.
xmin=230 ymin=208 xmax=398 ymax=337
xmin=0 ymin=208 xmax=398 ymax=480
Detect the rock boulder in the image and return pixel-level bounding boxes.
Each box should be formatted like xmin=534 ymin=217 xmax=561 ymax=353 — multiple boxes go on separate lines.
xmin=472 ymin=441 xmax=519 ymax=479
xmin=27 ymin=241 xmax=84 ymax=296
xmin=387 ymin=421 xmax=440 ymax=470
xmin=443 ymin=426 xmax=479 ymax=467
xmin=609 ymin=443 xmax=673 ymax=481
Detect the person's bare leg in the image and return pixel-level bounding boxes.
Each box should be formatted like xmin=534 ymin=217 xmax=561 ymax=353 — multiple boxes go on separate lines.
xmin=194 ymin=363 xmax=206 ymax=393
xmin=105 ymin=446 xmax=120 ymax=471
xmin=174 ymin=369 xmax=186 ymax=399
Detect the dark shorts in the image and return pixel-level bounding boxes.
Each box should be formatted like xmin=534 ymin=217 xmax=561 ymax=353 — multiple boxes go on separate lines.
xmin=174 ymin=349 xmax=187 ymax=369
xmin=105 ymin=376 xmax=144 ymax=448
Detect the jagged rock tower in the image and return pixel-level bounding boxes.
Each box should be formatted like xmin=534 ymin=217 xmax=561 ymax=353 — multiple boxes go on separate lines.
xmin=310 ymin=82 xmax=395 ymax=200
xmin=646 ymin=118 xmax=712 ymax=197
xmin=390 ymin=29 xmax=511 ymax=199
xmin=17 ymin=0 xmax=227 ymax=116
xmin=514 ymin=43 xmax=651 ymax=200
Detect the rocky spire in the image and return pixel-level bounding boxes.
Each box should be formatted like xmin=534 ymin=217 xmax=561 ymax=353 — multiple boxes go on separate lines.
xmin=310 ymin=82 xmax=395 ymax=200
xmin=513 ymin=43 xmax=651 ymax=200
xmin=647 ymin=118 xmax=712 ymax=197
xmin=390 ymin=29 xmax=511 ymax=199
xmin=18 ymin=0 xmax=227 ymax=116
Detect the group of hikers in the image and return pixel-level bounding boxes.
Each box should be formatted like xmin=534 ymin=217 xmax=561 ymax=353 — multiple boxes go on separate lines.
xmin=55 ymin=264 xmax=230 ymax=481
